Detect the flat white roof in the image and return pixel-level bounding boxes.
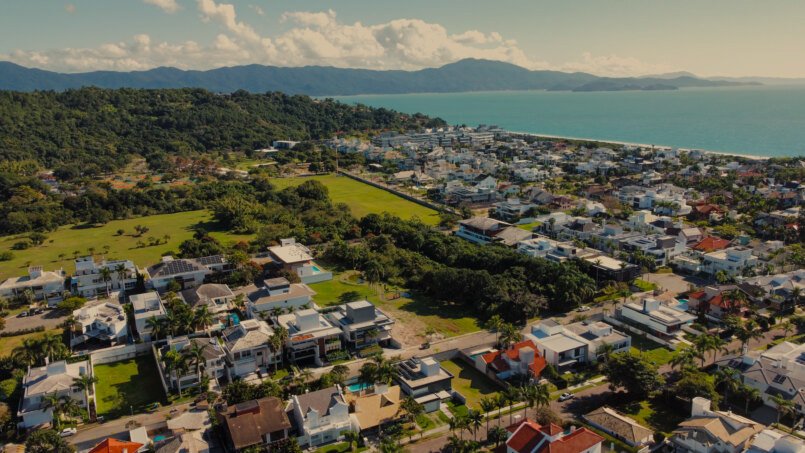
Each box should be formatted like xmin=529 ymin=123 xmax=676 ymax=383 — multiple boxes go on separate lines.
xmin=268 ymin=244 xmax=313 ymax=264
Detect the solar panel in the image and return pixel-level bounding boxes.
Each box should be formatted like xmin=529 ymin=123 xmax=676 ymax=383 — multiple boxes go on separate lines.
xmin=197 ymin=255 xmax=224 ymax=266
xmin=773 ymin=374 xmax=787 ymax=384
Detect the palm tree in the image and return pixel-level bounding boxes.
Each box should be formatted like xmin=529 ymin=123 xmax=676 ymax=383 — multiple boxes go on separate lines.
xmin=268 ymin=334 xmax=284 ymax=373
xmin=772 ymin=395 xmax=795 ymax=427
xmin=331 ymin=364 xmax=349 ymax=386
xmin=114 ymin=263 xmax=127 ymax=285
xmin=670 ymin=348 xmax=697 ymax=372
xmin=479 ymin=397 xmax=496 ymax=434
xmin=72 ymin=373 xmax=99 ymax=413
xmin=187 ymin=342 xmax=208 ymax=385
xmin=736 ymin=319 xmax=763 ymax=351
xmin=534 ymin=384 xmax=551 ymax=418
xmin=193 ymin=306 xmax=213 ymax=331
xmin=488 ymin=425 xmax=508 ymax=447
xmin=485 ymin=315 xmax=503 ymax=347
xmin=496 ymin=393 xmax=506 ymax=420
xmin=504 ymin=386 xmax=521 ymax=425
xmin=447 ymin=435 xmax=463 ymax=452
xmin=99 ymin=267 xmax=113 ymax=297
xmin=714 ymin=368 xmax=740 ymax=407
xmin=781 ymin=320 xmax=794 ymax=339
xmin=342 ymin=430 xmax=359 ymax=452
xmin=467 ymin=410 xmax=483 ymax=442
xmin=146 ymin=316 xmax=165 ymax=341
xmin=41 ymin=393 xmax=62 ymax=428
xmin=499 ymin=323 xmax=522 ymax=349
xmin=741 ymin=385 xmax=761 ymax=415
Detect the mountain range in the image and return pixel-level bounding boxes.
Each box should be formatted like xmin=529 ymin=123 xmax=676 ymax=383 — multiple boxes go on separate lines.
xmin=0 ymin=58 xmax=760 ymax=95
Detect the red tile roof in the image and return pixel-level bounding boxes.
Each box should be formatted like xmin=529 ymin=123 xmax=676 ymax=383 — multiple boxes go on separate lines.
xmin=506 ymin=420 xmax=604 ymax=453
xmin=482 ymin=340 xmax=547 ymax=378
xmin=89 ymin=439 xmax=144 ymax=453
xmin=692 ymin=236 xmax=731 ymax=252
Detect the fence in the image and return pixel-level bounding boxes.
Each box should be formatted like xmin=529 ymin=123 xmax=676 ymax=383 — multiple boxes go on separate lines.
xmin=89 ymin=342 xmax=153 ymax=365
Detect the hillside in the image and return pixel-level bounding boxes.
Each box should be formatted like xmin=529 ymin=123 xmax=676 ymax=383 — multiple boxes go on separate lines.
xmin=0 ymin=59 xmax=756 ymax=95
xmin=0 ymin=87 xmax=444 ymax=173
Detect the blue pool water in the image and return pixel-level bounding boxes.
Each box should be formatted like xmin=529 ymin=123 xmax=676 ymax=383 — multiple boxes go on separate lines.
xmin=676 ymin=299 xmax=689 ymax=311
xmin=153 ymin=435 xmax=166 ymax=442
xmin=347 ymin=382 xmax=370 ymax=393
xmin=228 ymin=313 xmax=240 ymax=326
xmin=312 ymin=265 xmax=321 ymax=272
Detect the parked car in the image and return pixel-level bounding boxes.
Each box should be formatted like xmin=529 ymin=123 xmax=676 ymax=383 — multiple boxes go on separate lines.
xmin=17 ymin=312 xmax=28 ymax=318
xmin=420 ymin=342 xmax=431 ymax=350
xmin=60 ymin=427 xmax=77 ymax=437
xmin=558 ymin=393 xmax=574 ymax=402
xmin=576 ymin=305 xmax=591 ymax=312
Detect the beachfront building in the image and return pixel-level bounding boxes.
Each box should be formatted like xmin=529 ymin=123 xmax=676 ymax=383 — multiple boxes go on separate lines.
xmin=290 ymin=385 xmax=352 ymax=448
xmin=267 ymin=238 xmax=332 ymax=284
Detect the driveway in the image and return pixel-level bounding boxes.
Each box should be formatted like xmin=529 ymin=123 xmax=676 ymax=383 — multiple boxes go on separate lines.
xmin=4 ymin=307 xmax=68 ymax=331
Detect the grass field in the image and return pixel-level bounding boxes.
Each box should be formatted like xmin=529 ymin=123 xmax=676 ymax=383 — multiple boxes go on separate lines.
xmin=0 ymin=210 xmax=253 ymax=279
xmin=94 ymin=356 xmax=167 ymax=418
xmin=440 ymin=359 xmax=502 ymax=409
xmin=270 ymin=175 xmax=440 ymax=225
xmin=0 ymin=328 xmax=62 ymax=357
xmin=630 ymin=335 xmax=678 ymax=366
xmin=308 ymin=270 xmax=480 ymax=341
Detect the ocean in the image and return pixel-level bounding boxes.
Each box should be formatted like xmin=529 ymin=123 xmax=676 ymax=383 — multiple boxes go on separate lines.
xmin=331 ymin=86 xmax=805 ymax=158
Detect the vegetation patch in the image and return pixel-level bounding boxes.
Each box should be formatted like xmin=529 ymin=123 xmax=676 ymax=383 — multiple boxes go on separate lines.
xmin=440 ymin=359 xmax=502 ymax=409
xmin=93 ymin=355 xmax=167 ymax=418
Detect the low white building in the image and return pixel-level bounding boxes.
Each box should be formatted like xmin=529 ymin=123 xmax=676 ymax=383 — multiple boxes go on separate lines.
xmin=131 ymin=291 xmax=167 ymax=342
xmin=246 ymin=278 xmax=315 ymax=317
xmin=290 ymin=385 xmax=352 ymax=448
xmin=618 ymin=298 xmax=695 ymax=339
xmin=0 ymin=266 xmax=65 ymax=305
xmin=157 ymin=336 xmax=226 ymax=393
xmin=71 ymin=299 xmax=128 ymax=347
xmin=267 ymin=238 xmax=333 ymax=284
xmin=18 ymin=360 xmax=93 ymax=429
xmin=528 ymin=320 xmax=631 ymax=369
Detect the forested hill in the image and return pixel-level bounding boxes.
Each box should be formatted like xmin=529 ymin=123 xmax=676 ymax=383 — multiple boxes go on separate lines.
xmin=0 ymin=59 xmax=756 ymax=94
xmin=0 ymin=88 xmax=444 ymax=175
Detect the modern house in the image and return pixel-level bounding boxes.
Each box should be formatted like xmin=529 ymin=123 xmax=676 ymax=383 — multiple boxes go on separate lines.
xmin=325 ymin=300 xmax=394 ymax=350
xmin=0 ymin=266 xmax=65 ymax=305
xmin=583 ymin=406 xmax=654 ymax=448
xmin=180 ymin=283 xmax=234 ymax=315
xmin=617 ymin=298 xmax=695 ymax=339
xmin=745 ymin=428 xmax=805 ymax=453
xmin=218 ymin=397 xmax=292 ymax=451
xmin=71 ymin=256 xmax=140 ymax=297
xmin=687 ymin=286 xmax=748 ymax=321
xmin=290 ymin=385 xmax=352 ymax=448
xmin=395 ymin=357 xmax=454 ymax=413
xmin=157 ymin=336 xmax=226 ymax=393
xmin=221 ymin=319 xmax=280 ymax=380
xmin=528 ymin=320 xmax=630 ymax=369
xmin=456 ymin=217 xmax=531 ymax=246
xmin=476 ymin=340 xmax=547 ymax=381
xmin=504 ymin=419 xmax=604 ymax=453
xmin=70 ymin=299 xmax=129 ymax=348
xmin=267 ymin=238 xmax=333 ymax=284
xmin=344 ymin=383 xmax=401 ymax=434
xmin=18 ymin=360 xmax=93 ymax=429
xmin=701 ymin=246 xmax=758 ymax=277
xmin=581 ymin=254 xmax=640 ymax=283
xmin=275 ymin=309 xmax=342 ymax=366
xmin=130 ymin=291 xmax=167 ymax=342
xmin=670 ymin=398 xmax=763 ymax=453
xmin=147 ymin=255 xmax=230 ymax=292
xmin=245 ymin=278 xmax=315 ymax=317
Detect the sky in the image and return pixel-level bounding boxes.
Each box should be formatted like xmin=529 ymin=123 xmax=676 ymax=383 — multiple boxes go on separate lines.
xmin=1 ymin=0 xmax=804 ymax=78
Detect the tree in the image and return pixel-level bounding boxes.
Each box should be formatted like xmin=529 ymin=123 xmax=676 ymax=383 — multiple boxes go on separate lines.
xmin=193 ymin=306 xmax=214 ymax=331
xmin=714 ymin=368 xmax=740 ymax=406
xmin=772 ymin=395 xmax=795 ymax=427
xmin=188 ymin=342 xmax=208 ymax=385
xmin=73 ymin=373 xmax=99 ymax=415
xmin=735 ymin=319 xmax=763 ymax=351
xmin=467 ymin=409 xmax=484 ymax=442
xmin=499 ymin=323 xmax=522 ymax=349
xmin=146 ymin=316 xmax=165 ymax=341
xmin=99 ymin=266 xmax=113 ymax=297
xmin=503 ymin=385 xmax=521 ymax=425
xmin=669 ymin=348 xmax=697 ymax=372
xmin=57 ymin=296 xmax=86 ymax=311
xmin=25 ymin=429 xmax=74 ymax=453
xmin=479 ymin=397 xmax=496 ymax=434
xmin=604 ymin=352 xmax=664 ymax=399
xmin=485 ymin=314 xmax=504 ymax=347
xmin=740 ymin=385 xmax=761 ymax=415
xmin=342 ymin=430 xmax=360 ymax=452
xmin=674 ymin=370 xmax=719 ymax=404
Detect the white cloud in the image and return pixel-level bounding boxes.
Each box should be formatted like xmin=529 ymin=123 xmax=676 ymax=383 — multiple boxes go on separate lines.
xmin=143 ymin=0 xmax=181 ymax=14
xmin=3 ymin=4 xmax=670 ymax=77
xmin=559 ymin=52 xmax=675 ymax=77
xmin=249 ymin=4 xmax=264 ymax=16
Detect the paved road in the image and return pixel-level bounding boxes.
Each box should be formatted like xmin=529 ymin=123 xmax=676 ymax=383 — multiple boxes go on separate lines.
xmin=4 ymin=307 xmax=68 ymax=331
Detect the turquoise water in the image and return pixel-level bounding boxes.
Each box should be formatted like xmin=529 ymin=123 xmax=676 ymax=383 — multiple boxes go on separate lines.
xmin=677 ymin=299 xmax=689 ymax=311
xmin=332 ymin=86 xmax=805 ymax=157
xmin=312 ymin=265 xmax=321 ymax=272
xmin=347 ymin=382 xmax=370 ymax=392
xmin=153 ymin=435 xmax=166 ymax=442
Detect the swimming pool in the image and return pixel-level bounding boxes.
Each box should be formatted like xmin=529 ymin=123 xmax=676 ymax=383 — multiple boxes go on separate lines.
xmin=153 ymin=435 xmax=167 ymax=442
xmin=347 ymin=382 xmax=371 ymax=393
xmin=228 ymin=313 xmax=240 ymax=326
xmin=676 ymin=299 xmax=689 ymax=311
xmin=311 ymin=265 xmax=321 ymax=272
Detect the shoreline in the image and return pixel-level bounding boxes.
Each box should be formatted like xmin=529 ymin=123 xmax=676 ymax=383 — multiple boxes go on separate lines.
xmin=510 ymin=130 xmax=774 ymax=160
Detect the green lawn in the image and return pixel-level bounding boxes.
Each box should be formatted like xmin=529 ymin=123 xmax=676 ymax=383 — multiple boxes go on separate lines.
xmin=270 ymin=175 xmax=440 ymax=225
xmin=309 ymin=270 xmax=480 ymax=339
xmin=440 ymin=359 xmax=502 ymax=409
xmin=615 ymin=399 xmax=685 ymax=437
xmin=0 ymin=328 xmax=62 ymax=357
xmin=0 ymin=210 xmax=253 ymax=279
xmin=633 ymin=279 xmax=658 ymax=292
xmin=516 ymin=221 xmax=541 ymax=232
xmin=93 ymin=355 xmax=167 ymax=418
xmin=313 ymin=442 xmax=367 ymax=453
xmin=630 ymin=336 xmax=678 ymax=366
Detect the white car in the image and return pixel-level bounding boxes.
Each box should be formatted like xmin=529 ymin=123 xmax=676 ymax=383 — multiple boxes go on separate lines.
xmin=558 ymin=393 xmax=574 ymax=402
xmin=60 ymin=427 xmax=77 ymax=437
xmin=576 ymin=305 xmax=591 ymax=312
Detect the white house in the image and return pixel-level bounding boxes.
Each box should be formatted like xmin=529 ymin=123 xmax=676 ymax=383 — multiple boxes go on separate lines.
xmin=290 ymin=385 xmax=353 ymax=448
xmin=222 ymin=319 xmax=280 ymax=380
xmin=71 ymin=256 xmax=140 ymax=297
xmin=147 ymin=255 xmax=230 ymax=292
xmin=670 ymin=398 xmax=763 ymax=453
xmin=276 ymin=309 xmax=343 ymax=366
xmin=18 ymin=360 xmax=93 ymax=429
xmin=70 ymin=299 xmax=129 ymax=348
xmin=267 ymin=238 xmax=333 ymax=284
xmin=325 ymin=300 xmax=394 ymax=350
xmin=157 ymin=336 xmax=226 ymax=393
xmin=528 ymin=320 xmax=631 ymax=369
xmin=617 ymin=298 xmax=695 ymax=339
xmin=246 ymin=278 xmax=315 ymax=317
xmin=702 ymin=246 xmax=758 ymax=277
xmin=0 ymin=266 xmax=65 ymax=306
xmin=131 ymin=291 xmax=167 ymax=342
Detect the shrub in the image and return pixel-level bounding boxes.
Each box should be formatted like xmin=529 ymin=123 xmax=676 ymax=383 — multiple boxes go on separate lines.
xmin=11 ymin=241 xmax=30 ymax=250
xmin=0 ymin=251 xmax=13 ymax=261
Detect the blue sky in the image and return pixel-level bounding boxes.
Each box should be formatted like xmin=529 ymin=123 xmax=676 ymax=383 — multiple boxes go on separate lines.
xmin=1 ymin=0 xmax=803 ymax=77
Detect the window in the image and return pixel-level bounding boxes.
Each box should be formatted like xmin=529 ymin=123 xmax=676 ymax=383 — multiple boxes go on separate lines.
xmin=772 ymin=374 xmax=787 ymax=384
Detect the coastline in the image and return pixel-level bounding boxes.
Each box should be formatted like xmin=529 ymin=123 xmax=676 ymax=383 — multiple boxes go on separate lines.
xmin=510 ymin=130 xmax=773 ymax=160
